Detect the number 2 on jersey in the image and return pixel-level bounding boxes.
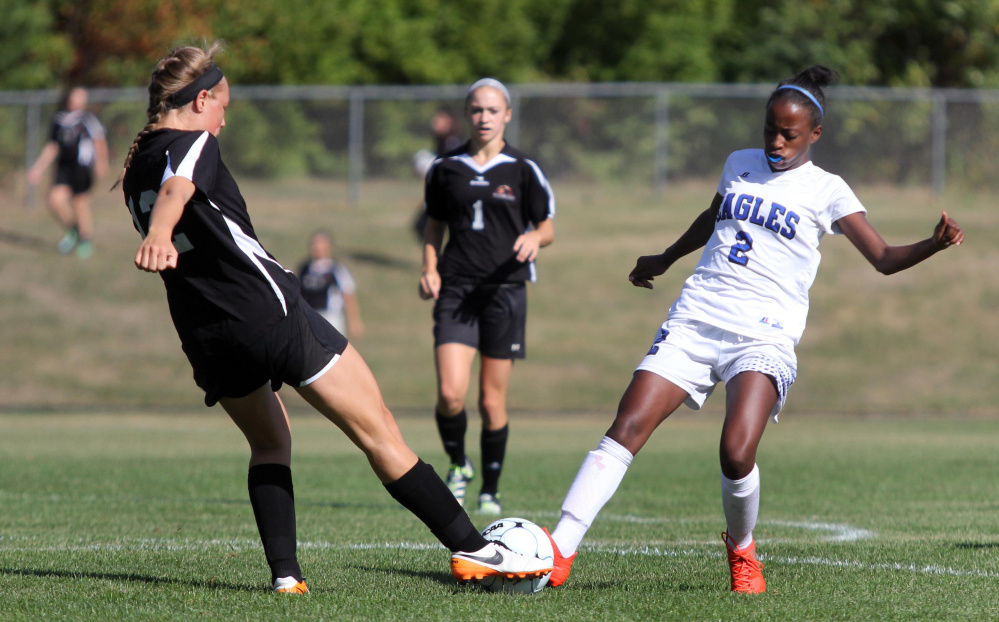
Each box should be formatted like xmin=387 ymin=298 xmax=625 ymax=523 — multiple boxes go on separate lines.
xmin=471 ymin=200 xmax=485 ymax=231
xmin=728 ymin=230 xmax=753 ymax=266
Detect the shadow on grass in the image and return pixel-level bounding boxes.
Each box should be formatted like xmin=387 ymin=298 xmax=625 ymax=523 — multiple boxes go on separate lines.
xmin=0 ymin=567 xmax=258 ymax=592
xmin=954 ymin=542 xmax=999 ymax=549
xmin=346 ymin=249 xmax=415 ymax=271
xmin=343 ymin=562 xmax=457 ymax=587
xmin=0 ymin=229 xmax=46 ymax=250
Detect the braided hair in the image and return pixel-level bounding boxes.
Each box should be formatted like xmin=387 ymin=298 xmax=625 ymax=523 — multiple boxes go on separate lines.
xmin=112 ymin=41 xmax=224 ymax=190
xmin=767 ymin=65 xmax=838 ymax=128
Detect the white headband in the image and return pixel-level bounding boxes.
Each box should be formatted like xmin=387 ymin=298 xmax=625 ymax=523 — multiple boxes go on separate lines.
xmin=466 ymin=78 xmax=511 ymax=106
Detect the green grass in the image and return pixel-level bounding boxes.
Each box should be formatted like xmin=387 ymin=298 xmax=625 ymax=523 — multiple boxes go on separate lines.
xmin=0 ymin=178 xmax=994 ymax=414
xmin=0 ymin=412 xmax=997 ymax=620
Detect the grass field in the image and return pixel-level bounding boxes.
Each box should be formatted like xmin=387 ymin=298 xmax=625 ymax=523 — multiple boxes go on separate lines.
xmin=0 ymin=175 xmax=996 ymax=618
xmin=0 ymin=411 xmax=997 ymax=621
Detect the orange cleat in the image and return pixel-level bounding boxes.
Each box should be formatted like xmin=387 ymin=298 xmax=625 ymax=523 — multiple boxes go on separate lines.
xmin=543 ymin=527 xmax=577 ymax=587
xmin=272 ymin=576 xmax=309 ymax=594
xmin=723 ymin=532 xmax=765 ymax=594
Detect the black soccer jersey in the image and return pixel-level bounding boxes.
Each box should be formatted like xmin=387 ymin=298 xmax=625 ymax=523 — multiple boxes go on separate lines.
xmin=425 ymin=142 xmax=555 ymax=284
xmin=49 ymin=110 xmax=104 ymax=169
xmin=122 ymin=129 xmax=300 ymax=345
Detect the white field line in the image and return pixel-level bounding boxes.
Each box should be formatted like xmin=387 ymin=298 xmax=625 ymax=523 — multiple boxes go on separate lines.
xmin=513 ymin=511 xmax=876 ymax=543
xmin=1 ymin=534 xmax=996 ymax=579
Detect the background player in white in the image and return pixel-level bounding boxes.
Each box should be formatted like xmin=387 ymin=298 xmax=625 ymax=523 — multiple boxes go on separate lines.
xmin=420 ymin=78 xmax=555 ymax=515
xmin=115 ymin=42 xmax=551 ymax=593
xmin=299 ymin=230 xmax=364 ymax=338
xmin=543 ymin=66 xmax=964 ymax=593
xmin=27 ymin=86 xmax=108 ymax=258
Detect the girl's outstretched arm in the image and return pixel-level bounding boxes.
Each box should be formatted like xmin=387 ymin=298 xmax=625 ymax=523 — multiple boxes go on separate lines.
xmin=837 ymin=211 xmax=964 ymax=276
xmin=629 ymin=193 xmax=721 ymax=289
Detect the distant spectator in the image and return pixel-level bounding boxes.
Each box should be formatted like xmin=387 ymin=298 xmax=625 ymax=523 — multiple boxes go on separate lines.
xmin=413 ymin=108 xmax=466 ymax=240
xmin=299 ymin=230 xmax=364 ymax=338
xmin=27 ymin=86 xmax=108 ymax=259
xmin=431 ymin=108 xmax=464 ymax=156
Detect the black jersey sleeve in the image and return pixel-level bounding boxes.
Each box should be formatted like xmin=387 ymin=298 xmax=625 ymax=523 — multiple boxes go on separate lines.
xmin=166 ymin=131 xmax=219 ymax=195
xmin=522 ymin=158 xmax=555 ymax=225
xmin=424 ymin=158 xmax=447 ymax=221
xmin=47 ymin=117 xmax=59 ymax=142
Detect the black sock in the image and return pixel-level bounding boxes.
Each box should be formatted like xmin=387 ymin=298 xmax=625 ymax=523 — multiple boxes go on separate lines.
xmin=435 ymin=409 xmax=467 ymax=465
xmin=384 ymin=459 xmax=487 ymax=553
xmin=480 ymin=425 xmax=509 ymax=496
xmin=247 ymin=464 xmax=302 ymax=583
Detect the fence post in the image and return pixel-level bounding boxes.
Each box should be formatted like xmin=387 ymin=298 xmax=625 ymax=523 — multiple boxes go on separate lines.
xmin=348 ymin=90 xmax=365 ymax=207
xmin=931 ymin=91 xmax=947 ymax=197
xmin=25 ymin=98 xmax=42 ymax=208
xmin=507 ymin=88 xmax=521 ymax=148
xmin=654 ymin=89 xmax=670 ymax=194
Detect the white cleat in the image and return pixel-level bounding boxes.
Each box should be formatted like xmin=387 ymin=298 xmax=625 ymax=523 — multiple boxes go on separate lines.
xmin=450 ymin=541 xmax=553 ymax=583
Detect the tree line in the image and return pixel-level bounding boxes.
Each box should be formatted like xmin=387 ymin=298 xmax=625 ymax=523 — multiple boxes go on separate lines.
xmin=4 ymin=0 xmax=998 ymax=90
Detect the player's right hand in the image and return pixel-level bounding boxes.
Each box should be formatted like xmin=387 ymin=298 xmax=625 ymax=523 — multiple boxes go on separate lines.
xmin=134 ymin=234 xmax=178 ymax=273
xmin=419 ymin=270 xmax=441 ymax=300
xmin=628 ymin=254 xmax=671 ymax=289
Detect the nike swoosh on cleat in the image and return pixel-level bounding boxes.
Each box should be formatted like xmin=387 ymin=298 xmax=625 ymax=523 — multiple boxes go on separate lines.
xmin=454 ymin=551 xmax=504 ymax=565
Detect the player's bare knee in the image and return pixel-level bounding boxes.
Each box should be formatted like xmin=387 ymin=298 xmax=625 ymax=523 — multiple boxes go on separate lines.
xmin=436 ymin=389 xmax=466 ymax=415
xmin=719 ymin=445 xmax=755 ymax=480
xmin=606 ymin=415 xmax=650 ymax=453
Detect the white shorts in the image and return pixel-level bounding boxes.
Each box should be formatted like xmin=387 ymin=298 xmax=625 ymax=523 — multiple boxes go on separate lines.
xmin=635 ymin=318 xmax=797 ymax=422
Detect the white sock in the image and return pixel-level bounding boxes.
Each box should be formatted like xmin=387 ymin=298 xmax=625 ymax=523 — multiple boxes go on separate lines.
xmin=721 ymin=463 xmax=760 ymax=550
xmin=551 ymin=436 xmax=633 ymax=556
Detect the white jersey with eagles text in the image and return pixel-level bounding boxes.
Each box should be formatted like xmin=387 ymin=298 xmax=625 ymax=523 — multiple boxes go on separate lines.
xmin=667 ymin=149 xmax=866 ymax=345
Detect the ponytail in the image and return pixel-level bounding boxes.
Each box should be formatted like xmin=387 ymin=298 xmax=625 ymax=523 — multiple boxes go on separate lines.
xmin=111 ymin=40 xmax=224 ymax=190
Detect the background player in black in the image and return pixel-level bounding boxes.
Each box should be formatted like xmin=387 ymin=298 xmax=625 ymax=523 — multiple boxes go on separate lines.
xmin=419 ymin=78 xmax=555 ymax=515
xmin=298 ymin=230 xmax=364 ymax=338
xmin=27 ymin=86 xmax=108 ymax=258
xmin=115 ymin=43 xmax=551 ymax=593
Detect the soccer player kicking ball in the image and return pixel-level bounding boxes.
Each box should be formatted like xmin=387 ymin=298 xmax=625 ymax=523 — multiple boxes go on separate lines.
xmin=544 ymin=65 xmax=964 ymax=593
xmin=116 ymin=41 xmax=551 ymax=593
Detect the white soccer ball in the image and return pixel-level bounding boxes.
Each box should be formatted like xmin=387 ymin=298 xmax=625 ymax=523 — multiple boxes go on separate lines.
xmin=478 ymin=517 xmax=554 ymax=594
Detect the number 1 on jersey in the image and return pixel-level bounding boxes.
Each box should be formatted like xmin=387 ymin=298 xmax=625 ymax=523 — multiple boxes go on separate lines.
xmin=471 ymin=200 xmax=485 ymax=231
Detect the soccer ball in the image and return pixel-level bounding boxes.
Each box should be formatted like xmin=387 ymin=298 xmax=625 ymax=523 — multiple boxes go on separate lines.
xmin=478 ymin=517 xmax=554 ymax=594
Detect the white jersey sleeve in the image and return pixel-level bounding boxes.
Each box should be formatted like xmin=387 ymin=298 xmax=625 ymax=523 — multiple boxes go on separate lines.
xmin=670 ymin=149 xmax=866 ymax=345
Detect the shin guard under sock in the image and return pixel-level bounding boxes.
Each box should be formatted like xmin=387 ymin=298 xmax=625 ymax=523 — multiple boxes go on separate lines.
xmin=384 ymin=459 xmax=486 ymax=552
xmin=435 ymin=409 xmax=468 ymax=465
xmin=248 ymin=464 xmax=302 ymax=582
xmin=479 ymin=425 xmax=508 ymax=496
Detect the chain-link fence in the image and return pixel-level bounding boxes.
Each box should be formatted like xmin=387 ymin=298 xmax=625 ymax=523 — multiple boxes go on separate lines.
xmin=1 ymin=82 xmax=997 ymax=206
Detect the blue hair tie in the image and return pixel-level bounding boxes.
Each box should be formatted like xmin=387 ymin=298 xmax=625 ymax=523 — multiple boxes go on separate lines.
xmin=776 ymin=85 xmax=823 ymax=116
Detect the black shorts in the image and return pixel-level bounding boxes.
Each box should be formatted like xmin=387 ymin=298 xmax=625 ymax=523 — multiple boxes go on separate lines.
xmin=182 ymin=300 xmax=349 ymax=406
xmin=54 ymin=165 xmax=93 ymax=195
xmin=433 ymin=283 xmax=527 ymax=360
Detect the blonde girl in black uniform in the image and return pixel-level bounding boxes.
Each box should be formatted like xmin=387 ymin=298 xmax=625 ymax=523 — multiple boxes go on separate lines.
xmin=117 ymin=43 xmax=551 ymax=593
xmin=420 ymin=78 xmax=555 ymax=515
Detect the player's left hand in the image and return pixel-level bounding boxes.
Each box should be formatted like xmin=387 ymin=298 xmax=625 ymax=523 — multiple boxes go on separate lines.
xmin=513 ymin=231 xmax=542 ymax=263
xmin=933 ymin=211 xmax=964 ymax=249
xmin=629 ymin=254 xmax=671 ymax=289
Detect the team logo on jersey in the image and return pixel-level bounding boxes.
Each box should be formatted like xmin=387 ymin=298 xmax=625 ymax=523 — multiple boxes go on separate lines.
xmin=759 ymin=317 xmax=784 ymax=330
xmin=493 ymin=185 xmax=516 ymax=201
xmin=469 ymin=175 xmax=490 ymax=187
xmin=740 ymin=171 xmax=751 ymax=178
